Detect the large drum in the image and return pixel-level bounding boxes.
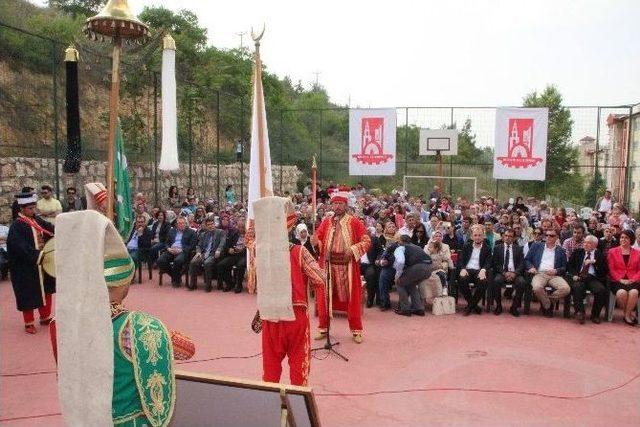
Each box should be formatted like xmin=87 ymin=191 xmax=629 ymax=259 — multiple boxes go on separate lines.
xmin=41 ymin=238 xmax=56 ymax=278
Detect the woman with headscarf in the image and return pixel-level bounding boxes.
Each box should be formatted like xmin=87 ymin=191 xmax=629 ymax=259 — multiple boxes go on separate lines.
xmin=423 ymin=230 xmax=454 ymax=302
xmin=292 ymin=223 xmax=317 ymax=259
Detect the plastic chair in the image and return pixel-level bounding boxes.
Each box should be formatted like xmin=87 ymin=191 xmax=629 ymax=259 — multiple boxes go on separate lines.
xmin=607 ymin=289 xmax=640 ymax=322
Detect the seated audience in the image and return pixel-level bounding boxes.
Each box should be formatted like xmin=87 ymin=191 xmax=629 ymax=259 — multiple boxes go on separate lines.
xmin=125 ymin=215 xmax=152 ymax=265
xmin=423 ymin=230 xmax=453 ymax=303
xmin=567 ymin=235 xmax=607 ymax=324
xmin=188 ymin=217 xmax=226 ymax=292
xmin=157 ymin=217 xmax=197 ymax=287
xmin=607 ymin=229 xmax=640 ymax=325
xmin=524 ymin=229 xmax=570 ymax=318
xmin=457 ymin=224 xmax=492 ymax=316
xmin=217 ymin=222 xmax=247 ymax=293
xmin=490 ymin=228 xmax=526 ymax=317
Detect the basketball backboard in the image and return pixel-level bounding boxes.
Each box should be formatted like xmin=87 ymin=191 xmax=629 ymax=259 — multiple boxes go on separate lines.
xmin=419 ymin=129 xmax=458 ymax=156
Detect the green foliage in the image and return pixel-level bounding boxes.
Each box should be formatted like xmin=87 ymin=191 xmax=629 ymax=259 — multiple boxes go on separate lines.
xmin=520 ymin=85 xmax=583 ymax=198
xmin=584 ymin=168 xmax=606 ymax=207
xmin=48 ymin=0 xmax=105 ymax=17
xmin=0 ymin=0 xmax=83 ymax=72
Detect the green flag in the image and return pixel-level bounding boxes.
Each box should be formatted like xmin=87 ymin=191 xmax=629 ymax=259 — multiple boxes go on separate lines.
xmin=115 ymin=119 xmax=133 ymax=240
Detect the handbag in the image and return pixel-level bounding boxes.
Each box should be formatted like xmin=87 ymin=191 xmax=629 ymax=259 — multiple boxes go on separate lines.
xmin=432 ymin=296 xmax=456 ymax=315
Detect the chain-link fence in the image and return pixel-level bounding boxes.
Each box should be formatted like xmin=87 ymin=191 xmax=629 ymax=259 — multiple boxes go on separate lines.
xmin=1 ymin=21 xmax=639 ymax=214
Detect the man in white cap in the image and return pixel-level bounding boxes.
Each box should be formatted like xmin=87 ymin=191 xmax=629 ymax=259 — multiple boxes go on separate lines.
xmin=7 ymin=192 xmax=56 ymax=334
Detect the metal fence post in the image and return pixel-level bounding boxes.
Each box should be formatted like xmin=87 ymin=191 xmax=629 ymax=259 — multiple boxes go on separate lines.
xmin=595 ymin=106 xmax=601 ymax=174
xmin=240 ymin=96 xmax=245 ymax=203
xmin=319 ymin=109 xmax=323 ymax=182
xmin=625 ymin=105 xmax=633 ymax=204
xmin=187 ymin=88 xmax=193 ymax=188
xmin=51 ymin=40 xmax=60 ymax=198
xmin=404 ymin=108 xmax=409 ymax=177
xmin=449 ymin=107 xmax=454 ymax=194
xmin=153 ymin=71 xmax=159 ymax=205
xmin=280 ymin=109 xmax=284 ymax=193
xmin=216 ymin=90 xmax=221 ymax=201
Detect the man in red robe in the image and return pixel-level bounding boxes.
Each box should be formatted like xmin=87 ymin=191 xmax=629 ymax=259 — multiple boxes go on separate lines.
xmin=313 ymin=191 xmax=371 ymax=343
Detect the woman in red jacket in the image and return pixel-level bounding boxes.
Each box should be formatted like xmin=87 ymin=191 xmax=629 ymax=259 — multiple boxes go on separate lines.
xmin=607 ymin=229 xmax=640 ymax=325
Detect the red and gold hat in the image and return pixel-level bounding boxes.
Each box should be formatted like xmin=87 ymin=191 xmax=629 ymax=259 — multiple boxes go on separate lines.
xmin=330 ymin=191 xmax=350 ymax=205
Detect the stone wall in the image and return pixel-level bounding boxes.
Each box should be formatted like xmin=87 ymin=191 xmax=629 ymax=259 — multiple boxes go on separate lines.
xmin=0 ymin=157 xmax=302 ymax=223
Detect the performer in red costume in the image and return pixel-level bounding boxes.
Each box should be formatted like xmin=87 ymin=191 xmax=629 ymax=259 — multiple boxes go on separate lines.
xmin=6 ymin=192 xmax=56 ymax=334
xmin=313 ymin=191 xmax=371 ymax=343
xmin=258 ymin=197 xmax=327 ymax=387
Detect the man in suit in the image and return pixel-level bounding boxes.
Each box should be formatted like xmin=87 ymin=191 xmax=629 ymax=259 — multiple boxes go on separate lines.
xmin=524 ymin=229 xmax=570 ymax=317
xmin=157 ymin=217 xmax=197 ymax=287
xmin=455 ymin=217 xmax=471 ymax=246
xmin=567 ymin=235 xmax=608 ymax=324
xmin=490 ymin=228 xmax=526 ymax=317
xmin=457 ymin=224 xmax=492 ymax=316
xmin=125 ymin=215 xmax=153 ymax=266
xmin=188 ymin=217 xmax=226 ymax=292
xmin=360 ymin=226 xmax=383 ymax=307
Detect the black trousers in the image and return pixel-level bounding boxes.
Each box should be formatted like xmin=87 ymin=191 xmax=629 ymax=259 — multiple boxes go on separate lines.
xmin=158 ymin=251 xmax=188 ymax=282
xmin=491 ymin=272 xmax=526 ymax=309
xmin=217 ymin=253 xmax=247 ymax=291
xmin=360 ymin=262 xmax=380 ymax=305
xmin=458 ymin=269 xmax=489 ymax=308
xmin=571 ymin=275 xmax=607 ymax=317
xmin=0 ymin=248 xmax=8 ymax=279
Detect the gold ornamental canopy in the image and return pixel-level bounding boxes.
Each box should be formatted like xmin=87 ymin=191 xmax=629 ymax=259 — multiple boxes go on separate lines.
xmin=83 ymin=0 xmax=149 ymax=43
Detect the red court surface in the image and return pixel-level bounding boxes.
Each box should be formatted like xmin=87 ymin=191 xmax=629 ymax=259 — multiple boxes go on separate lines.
xmin=1 ymin=276 xmax=639 ymax=426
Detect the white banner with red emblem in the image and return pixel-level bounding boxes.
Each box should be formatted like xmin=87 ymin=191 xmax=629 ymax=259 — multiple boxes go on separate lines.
xmin=493 ymin=107 xmax=548 ymax=181
xmin=349 ymin=108 xmax=396 ymax=176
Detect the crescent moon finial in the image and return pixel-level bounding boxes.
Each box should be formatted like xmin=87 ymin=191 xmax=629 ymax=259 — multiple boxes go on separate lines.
xmin=251 ymin=24 xmax=266 ymax=43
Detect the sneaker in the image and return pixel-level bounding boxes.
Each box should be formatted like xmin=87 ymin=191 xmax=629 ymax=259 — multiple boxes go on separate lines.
xmin=352 ymin=334 xmax=363 ymax=344
xmin=25 ymin=325 xmax=37 ymax=334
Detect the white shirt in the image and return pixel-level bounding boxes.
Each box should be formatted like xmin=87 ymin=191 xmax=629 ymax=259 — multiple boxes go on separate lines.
xmin=584 ymin=251 xmax=596 ymax=276
xmin=360 ymin=253 xmax=371 ymax=264
xmin=466 ymin=245 xmax=482 ymax=270
xmin=397 ymin=226 xmax=413 ymax=238
xmin=598 ymin=198 xmax=612 ymax=213
xmin=503 ymin=244 xmax=515 ymax=272
xmin=0 ymin=224 xmax=8 ymax=251
xmin=393 ymin=246 xmax=406 ymax=278
xmin=539 ymin=245 xmax=556 ymax=272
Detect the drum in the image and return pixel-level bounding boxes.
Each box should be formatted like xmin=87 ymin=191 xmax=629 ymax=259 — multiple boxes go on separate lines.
xmin=41 ymin=238 xmax=56 ymax=278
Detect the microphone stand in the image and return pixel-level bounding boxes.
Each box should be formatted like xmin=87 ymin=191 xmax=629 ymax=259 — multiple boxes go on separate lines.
xmin=312 ymin=218 xmax=349 ymax=362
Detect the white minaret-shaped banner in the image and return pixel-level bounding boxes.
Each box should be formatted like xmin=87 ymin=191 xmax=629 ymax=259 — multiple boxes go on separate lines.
xmin=159 ymin=34 xmax=179 ymax=171
xmin=247 ymin=27 xmax=274 ymax=220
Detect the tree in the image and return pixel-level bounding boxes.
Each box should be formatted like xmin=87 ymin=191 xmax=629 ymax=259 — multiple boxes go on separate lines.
xmin=520 ymin=85 xmax=581 ymax=197
xmin=48 ymin=0 xmax=105 ymax=17
xmin=454 ymin=119 xmax=484 ymax=164
xmin=584 ymin=168 xmax=606 ymax=207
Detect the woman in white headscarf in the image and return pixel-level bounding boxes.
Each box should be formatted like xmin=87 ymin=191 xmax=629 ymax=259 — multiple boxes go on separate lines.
xmin=293 ymin=223 xmax=317 ymax=259
xmin=421 ymin=230 xmax=453 ymax=305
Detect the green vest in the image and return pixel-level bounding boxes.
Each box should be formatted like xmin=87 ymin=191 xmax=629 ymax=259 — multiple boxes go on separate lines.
xmin=112 ymin=311 xmax=175 ymax=427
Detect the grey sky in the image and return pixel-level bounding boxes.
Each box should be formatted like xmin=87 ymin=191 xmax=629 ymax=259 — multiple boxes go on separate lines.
xmin=31 ymin=0 xmax=640 ymax=145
